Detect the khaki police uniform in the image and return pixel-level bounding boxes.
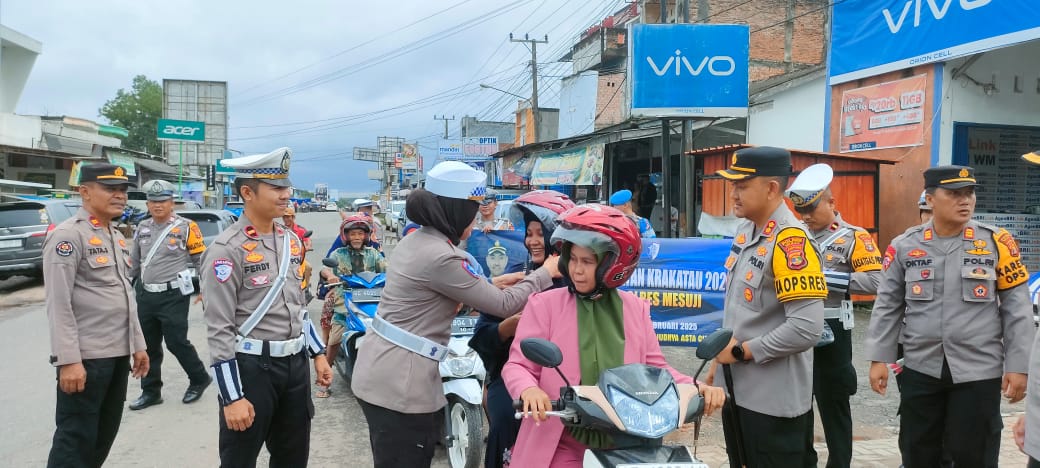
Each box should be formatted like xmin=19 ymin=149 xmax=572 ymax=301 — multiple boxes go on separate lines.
xmin=44 ymin=164 xmax=146 ymax=467
xmin=865 ymin=165 xmax=1033 ymax=467
xmin=787 ymin=163 xmax=882 ymax=468
xmin=128 ymin=181 xmax=211 ymax=408
xmin=351 ymin=161 xmax=552 ymax=468
xmin=201 ymin=148 xmax=326 ymax=466
xmin=716 ymin=147 xmax=827 ymax=467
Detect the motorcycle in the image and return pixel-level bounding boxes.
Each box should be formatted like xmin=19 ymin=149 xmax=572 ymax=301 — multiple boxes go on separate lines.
xmin=441 ymin=314 xmax=486 ymax=468
xmin=320 ymin=257 xmax=385 ymax=381
xmin=513 ymin=327 xmax=733 ymax=468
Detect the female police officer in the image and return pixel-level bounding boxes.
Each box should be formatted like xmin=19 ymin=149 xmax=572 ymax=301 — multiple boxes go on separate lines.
xmin=351 ymin=161 xmax=561 ymax=468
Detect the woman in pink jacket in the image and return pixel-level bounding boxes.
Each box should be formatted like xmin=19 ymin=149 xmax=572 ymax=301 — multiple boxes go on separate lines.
xmin=503 ymin=204 xmax=726 ymax=467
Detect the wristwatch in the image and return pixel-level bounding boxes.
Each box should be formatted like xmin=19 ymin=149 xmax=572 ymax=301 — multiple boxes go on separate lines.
xmin=731 ymin=341 xmax=746 ymax=362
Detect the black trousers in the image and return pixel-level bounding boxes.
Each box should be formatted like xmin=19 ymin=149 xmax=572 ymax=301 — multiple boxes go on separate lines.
xmin=895 ymin=363 xmax=1002 ymax=468
xmin=812 ymin=318 xmax=856 ymax=468
xmin=1029 ymin=457 xmax=1040 ymax=468
xmin=218 ymin=350 xmax=313 ymax=468
xmin=136 ymin=285 xmax=208 ymax=395
xmin=359 ymin=399 xmax=442 ymax=468
xmin=722 ymin=404 xmax=815 ymax=468
xmin=48 ymin=356 xmax=130 ymax=468
xmin=484 ymin=378 xmax=521 ymax=468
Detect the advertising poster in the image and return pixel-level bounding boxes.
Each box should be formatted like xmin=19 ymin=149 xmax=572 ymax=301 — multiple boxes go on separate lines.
xmin=529 ymin=143 xmax=605 ymax=186
xmin=467 ymin=233 xmax=731 ymax=347
xmin=839 ymin=74 xmax=927 ymax=153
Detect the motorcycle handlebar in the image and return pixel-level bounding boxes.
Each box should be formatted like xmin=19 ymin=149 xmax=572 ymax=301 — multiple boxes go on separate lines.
xmin=513 ymin=410 xmax=573 ymax=421
xmin=512 ymin=399 xmax=563 ymax=411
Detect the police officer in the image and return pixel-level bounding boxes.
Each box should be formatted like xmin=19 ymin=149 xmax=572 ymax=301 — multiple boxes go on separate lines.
xmin=350 ymin=161 xmax=560 ymax=468
xmin=1013 ymin=151 xmax=1040 ymax=466
xmin=866 ymin=165 xmax=1033 ymax=468
xmin=787 ymin=163 xmax=882 ymax=468
xmin=128 ymin=180 xmax=212 ymax=410
xmin=474 ymin=189 xmax=514 ymax=232
xmin=202 ymin=148 xmax=333 ymax=467
xmin=44 ymin=164 xmax=149 ymax=467
xmin=705 ymin=146 xmax=826 ymax=467
xmin=918 ymin=190 xmax=933 ymax=224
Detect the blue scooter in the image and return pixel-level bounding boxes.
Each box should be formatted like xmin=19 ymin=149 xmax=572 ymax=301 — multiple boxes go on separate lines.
xmin=320 ymin=257 xmax=385 ymax=381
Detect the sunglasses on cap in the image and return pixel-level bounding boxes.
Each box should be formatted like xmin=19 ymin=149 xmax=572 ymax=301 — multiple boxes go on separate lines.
xmin=793 ymin=202 xmax=821 ymax=215
xmin=480 ymin=199 xmax=496 ymax=206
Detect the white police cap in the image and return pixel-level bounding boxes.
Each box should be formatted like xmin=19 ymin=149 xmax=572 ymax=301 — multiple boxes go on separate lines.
xmin=425 ymin=161 xmax=486 ymax=201
xmin=220 ymin=147 xmax=293 ymax=187
xmin=786 ymin=163 xmax=833 ymax=209
xmin=918 ymin=190 xmax=931 ymax=210
xmin=142 ymin=179 xmax=176 ymax=201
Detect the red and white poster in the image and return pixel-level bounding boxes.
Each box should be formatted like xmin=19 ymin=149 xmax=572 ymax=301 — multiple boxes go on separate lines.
xmin=839 ymin=75 xmax=927 ymax=153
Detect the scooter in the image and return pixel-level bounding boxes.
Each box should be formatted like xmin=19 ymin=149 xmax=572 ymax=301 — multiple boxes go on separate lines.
xmin=513 ymin=327 xmax=733 ymax=468
xmin=441 ymin=314 xmax=486 ymax=468
xmin=320 ymin=257 xmax=385 ymax=381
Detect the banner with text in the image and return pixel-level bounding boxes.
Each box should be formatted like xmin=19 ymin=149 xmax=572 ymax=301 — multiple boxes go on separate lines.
xmin=530 ymin=143 xmax=605 ymax=186
xmin=839 ymin=74 xmax=927 ymax=153
xmin=465 ymin=230 xmax=530 ymax=280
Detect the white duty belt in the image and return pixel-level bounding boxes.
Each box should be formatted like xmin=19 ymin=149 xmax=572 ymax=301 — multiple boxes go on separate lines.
xmin=818 ymin=227 xmax=855 ymax=331
xmin=371 ymin=315 xmax=449 ymax=361
xmin=235 ymin=334 xmax=305 ymax=358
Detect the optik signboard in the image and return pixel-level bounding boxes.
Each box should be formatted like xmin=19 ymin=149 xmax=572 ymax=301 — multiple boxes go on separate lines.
xmin=830 ymin=0 xmax=1040 ymax=84
xmin=157 ymin=118 xmax=205 ymax=142
xmin=629 ymin=24 xmax=749 ymax=118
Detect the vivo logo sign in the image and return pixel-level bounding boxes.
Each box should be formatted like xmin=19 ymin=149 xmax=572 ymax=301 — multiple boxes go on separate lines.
xmin=882 ymin=0 xmax=990 ymax=33
xmin=646 ymin=50 xmax=736 ymax=77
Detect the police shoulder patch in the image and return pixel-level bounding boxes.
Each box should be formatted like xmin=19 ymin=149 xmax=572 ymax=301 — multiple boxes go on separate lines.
xmin=882 ymin=245 xmax=897 ymax=271
xmin=772 ymin=228 xmax=827 ymax=303
xmin=462 ymin=260 xmax=482 ymax=279
xmin=55 ymin=240 xmax=74 ymax=257
xmin=213 ymin=258 xmax=234 ymax=283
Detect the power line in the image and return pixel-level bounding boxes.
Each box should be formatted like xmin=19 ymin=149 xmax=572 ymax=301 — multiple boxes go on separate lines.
xmin=235 ymin=0 xmax=535 ymax=108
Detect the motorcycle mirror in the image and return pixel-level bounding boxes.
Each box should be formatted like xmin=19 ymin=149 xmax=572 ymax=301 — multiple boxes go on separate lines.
xmin=520 ymin=338 xmax=563 ymax=368
xmin=303 ymin=230 xmax=314 ymax=238
xmin=321 ymin=257 xmax=340 ymax=269
xmin=696 ymin=328 xmax=734 ymax=360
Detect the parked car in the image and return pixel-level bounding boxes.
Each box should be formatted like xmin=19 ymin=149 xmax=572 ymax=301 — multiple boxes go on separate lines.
xmin=224 ymin=201 xmax=244 ymax=218
xmin=174 ymin=199 xmax=203 ymax=211
xmin=0 ymin=199 xmax=82 ymax=280
xmin=176 ymin=209 xmax=238 ymax=288
xmin=387 ymin=200 xmax=406 ymax=232
xmin=325 ymin=202 xmax=339 ymax=212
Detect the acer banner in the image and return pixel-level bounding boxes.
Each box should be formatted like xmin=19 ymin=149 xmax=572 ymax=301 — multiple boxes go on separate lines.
xmin=838 ymin=74 xmax=927 ymax=153
xmin=629 ymin=23 xmax=749 ymax=118
xmin=830 ymin=0 xmax=1040 ymax=84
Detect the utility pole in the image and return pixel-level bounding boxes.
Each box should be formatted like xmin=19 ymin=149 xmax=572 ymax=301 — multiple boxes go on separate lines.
xmin=510 ymin=33 xmax=548 ymax=143
xmin=434 ymin=115 xmax=455 ymax=139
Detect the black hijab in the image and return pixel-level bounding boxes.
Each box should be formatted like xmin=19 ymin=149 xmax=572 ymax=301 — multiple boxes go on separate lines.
xmin=405 ymin=188 xmax=479 ymax=246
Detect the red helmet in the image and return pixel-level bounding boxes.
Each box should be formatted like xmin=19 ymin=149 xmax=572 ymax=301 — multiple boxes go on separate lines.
xmin=340 ymin=215 xmax=372 ymax=243
xmin=550 ymin=204 xmax=642 ymax=290
xmin=509 ymin=190 xmax=575 ymax=252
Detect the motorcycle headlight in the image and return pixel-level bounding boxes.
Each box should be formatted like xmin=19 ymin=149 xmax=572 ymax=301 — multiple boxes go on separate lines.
xmin=607 ymin=385 xmax=679 ymax=439
xmin=445 ymin=352 xmax=477 ymax=378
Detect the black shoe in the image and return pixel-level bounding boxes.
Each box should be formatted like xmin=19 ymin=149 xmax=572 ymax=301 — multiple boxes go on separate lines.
xmin=182 ymin=375 xmax=212 ymax=404
xmin=129 ymin=393 xmax=163 ymax=411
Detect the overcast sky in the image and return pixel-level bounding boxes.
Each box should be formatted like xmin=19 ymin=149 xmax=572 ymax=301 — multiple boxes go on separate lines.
xmin=2 ymin=0 xmax=625 ymax=195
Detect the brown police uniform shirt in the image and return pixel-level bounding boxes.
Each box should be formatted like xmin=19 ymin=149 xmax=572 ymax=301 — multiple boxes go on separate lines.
xmin=721 ymin=203 xmax=827 ymax=418
xmin=129 ymin=215 xmax=206 ymax=284
xmin=815 ymin=213 xmax=883 ymax=306
xmin=351 ymin=226 xmax=552 ymax=413
xmin=202 ymin=215 xmax=308 ymax=365
xmin=865 ymin=221 xmax=1033 ymax=382
xmin=44 ymin=208 xmax=146 ymax=366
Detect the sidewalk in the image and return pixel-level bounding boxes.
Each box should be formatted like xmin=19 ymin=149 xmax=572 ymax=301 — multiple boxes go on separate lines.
xmin=676 ymin=414 xmax=1027 ymax=467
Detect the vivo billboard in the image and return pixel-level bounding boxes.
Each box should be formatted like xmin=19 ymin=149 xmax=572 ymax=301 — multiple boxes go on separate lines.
xmin=629 ymin=24 xmax=749 ymax=118
xmin=830 ymin=0 xmax=1040 ymax=84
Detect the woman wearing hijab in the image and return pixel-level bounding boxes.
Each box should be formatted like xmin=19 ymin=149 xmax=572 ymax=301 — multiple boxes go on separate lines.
xmin=504 ymin=205 xmax=726 ymax=467
xmin=350 ymin=161 xmax=561 ymax=468
xmin=468 ymin=189 xmax=575 ymax=468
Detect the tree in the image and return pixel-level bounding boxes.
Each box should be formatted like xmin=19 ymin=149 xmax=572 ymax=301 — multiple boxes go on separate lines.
xmin=99 ymin=75 xmax=163 ymax=155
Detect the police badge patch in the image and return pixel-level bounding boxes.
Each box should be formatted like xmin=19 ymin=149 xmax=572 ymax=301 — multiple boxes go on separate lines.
xmin=462 ymin=260 xmax=482 ymax=279
xmin=55 ymin=241 xmax=74 ymax=257
xmin=214 ymin=258 xmax=234 ymax=283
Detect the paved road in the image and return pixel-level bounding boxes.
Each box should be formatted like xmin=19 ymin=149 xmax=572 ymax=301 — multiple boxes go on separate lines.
xmin=0 ymin=211 xmax=1028 ymax=467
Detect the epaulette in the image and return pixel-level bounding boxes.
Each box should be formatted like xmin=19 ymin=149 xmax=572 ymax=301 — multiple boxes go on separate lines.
xmin=212 ymin=223 xmax=239 ymax=246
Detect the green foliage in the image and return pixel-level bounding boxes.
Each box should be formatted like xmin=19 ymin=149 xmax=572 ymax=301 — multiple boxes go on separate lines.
xmin=99 ymin=75 xmax=163 ymax=155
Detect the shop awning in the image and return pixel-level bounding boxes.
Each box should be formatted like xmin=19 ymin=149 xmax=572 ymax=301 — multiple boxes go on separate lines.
xmin=135 ymin=157 xmax=180 ymax=176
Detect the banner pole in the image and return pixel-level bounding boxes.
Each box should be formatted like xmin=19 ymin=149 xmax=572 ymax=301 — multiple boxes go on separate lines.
xmin=178 ymin=142 xmax=184 ymax=192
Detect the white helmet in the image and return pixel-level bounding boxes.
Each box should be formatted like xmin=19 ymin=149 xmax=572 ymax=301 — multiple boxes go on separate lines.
xmin=918 ymin=190 xmax=931 ymax=211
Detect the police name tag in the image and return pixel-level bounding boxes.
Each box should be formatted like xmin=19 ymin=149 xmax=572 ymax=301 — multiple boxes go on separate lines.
xmin=840 ymin=299 xmax=854 ymax=330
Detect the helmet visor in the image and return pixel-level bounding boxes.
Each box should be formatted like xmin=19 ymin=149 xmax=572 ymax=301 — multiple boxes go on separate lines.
xmin=550 ymin=225 xmax=618 ymax=258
